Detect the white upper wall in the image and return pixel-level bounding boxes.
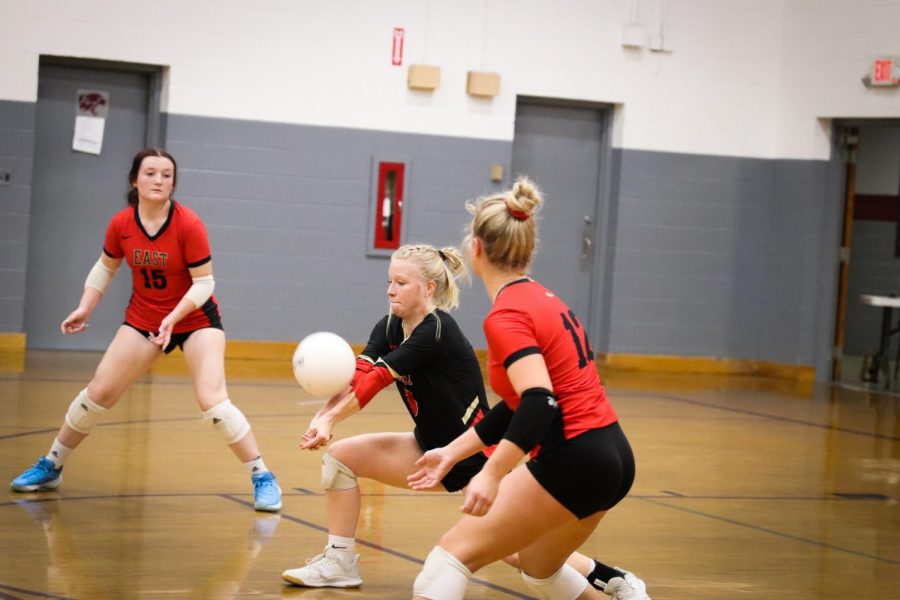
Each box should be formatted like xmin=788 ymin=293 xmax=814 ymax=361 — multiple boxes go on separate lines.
xmin=1 ymin=0 xmax=898 ymax=159
xmin=777 ymin=0 xmax=900 ymax=159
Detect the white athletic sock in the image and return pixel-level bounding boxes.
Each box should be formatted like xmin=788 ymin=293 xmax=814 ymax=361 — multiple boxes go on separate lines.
xmin=327 ymin=534 xmax=356 ymax=559
xmin=244 ymin=455 xmax=269 ymax=475
xmin=46 ymin=438 xmax=72 ymax=468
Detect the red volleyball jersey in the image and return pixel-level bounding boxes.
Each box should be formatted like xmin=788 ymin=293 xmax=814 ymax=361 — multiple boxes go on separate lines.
xmin=102 ymin=201 xmax=220 ymax=333
xmin=484 ymin=278 xmax=617 ymax=442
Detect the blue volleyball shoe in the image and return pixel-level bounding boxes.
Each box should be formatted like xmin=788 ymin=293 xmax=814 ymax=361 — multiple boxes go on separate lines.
xmin=11 ymin=457 xmax=63 ymax=492
xmin=251 ymin=471 xmax=282 ymax=512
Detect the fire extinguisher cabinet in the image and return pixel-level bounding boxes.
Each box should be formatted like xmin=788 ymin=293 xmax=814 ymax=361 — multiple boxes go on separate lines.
xmin=367 ymin=158 xmax=408 ymax=257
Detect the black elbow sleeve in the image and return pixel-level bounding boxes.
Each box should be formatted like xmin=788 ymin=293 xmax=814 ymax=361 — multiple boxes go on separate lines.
xmin=473 ymin=401 xmax=514 ymax=446
xmin=503 ymin=387 xmax=560 ymax=453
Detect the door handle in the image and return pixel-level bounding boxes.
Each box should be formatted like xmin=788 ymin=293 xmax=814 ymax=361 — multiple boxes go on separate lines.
xmin=581 ymin=215 xmax=593 ymax=261
xmin=581 ymin=236 xmax=592 ymax=260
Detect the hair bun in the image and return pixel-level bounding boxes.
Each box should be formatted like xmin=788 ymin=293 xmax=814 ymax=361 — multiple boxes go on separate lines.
xmin=509 ymin=176 xmax=543 ymax=217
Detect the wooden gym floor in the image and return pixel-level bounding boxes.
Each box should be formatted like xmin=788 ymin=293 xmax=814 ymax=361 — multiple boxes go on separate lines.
xmin=0 ymin=350 xmax=897 ymax=599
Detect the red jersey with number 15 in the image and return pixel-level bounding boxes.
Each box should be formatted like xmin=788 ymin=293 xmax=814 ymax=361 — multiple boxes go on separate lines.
xmin=102 ymin=201 xmax=220 ymax=333
xmin=484 ymin=278 xmax=617 ymax=442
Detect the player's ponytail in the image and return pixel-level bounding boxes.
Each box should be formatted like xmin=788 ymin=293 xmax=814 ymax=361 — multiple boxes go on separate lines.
xmin=433 ymin=246 xmax=468 ymax=311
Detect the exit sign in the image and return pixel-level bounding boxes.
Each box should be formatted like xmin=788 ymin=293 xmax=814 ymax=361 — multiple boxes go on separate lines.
xmin=871 ymin=58 xmax=899 ymax=87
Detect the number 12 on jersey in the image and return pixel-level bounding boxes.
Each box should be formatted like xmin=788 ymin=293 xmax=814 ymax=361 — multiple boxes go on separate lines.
xmin=561 ymin=310 xmax=593 ymax=368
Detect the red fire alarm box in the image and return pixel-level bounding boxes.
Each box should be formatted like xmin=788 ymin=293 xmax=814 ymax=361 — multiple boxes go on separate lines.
xmin=372 ymin=161 xmax=405 ymax=252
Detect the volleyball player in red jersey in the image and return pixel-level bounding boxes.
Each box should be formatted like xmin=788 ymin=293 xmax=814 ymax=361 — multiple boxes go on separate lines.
xmin=282 ymin=243 xmax=643 ymax=596
xmin=408 ymin=178 xmax=648 ymax=600
xmin=10 ymin=147 xmax=282 ymax=512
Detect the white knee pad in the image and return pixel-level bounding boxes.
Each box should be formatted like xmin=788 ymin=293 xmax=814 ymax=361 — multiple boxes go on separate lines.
xmin=321 ymin=452 xmax=358 ymax=490
xmin=64 ymin=388 xmax=107 ymax=434
xmin=202 ymin=399 xmax=251 ymax=444
xmin=522 ymin=564 xmax=588 ymax=600
xmin=413 ymin=546 xmax=471 ymax=600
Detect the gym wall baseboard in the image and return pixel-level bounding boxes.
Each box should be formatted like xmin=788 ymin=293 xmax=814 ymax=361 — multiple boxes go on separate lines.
xmin=0 ymin=333 xmax=26 ymax=373
xmin=0 ymin=333 xmax=26 ymax=353
xmin=162 ymin=339 xmax=819 ymax=383
xmin=0 ymin=335 xmax=815 ymax=383
xmin=597 ymin=352 xmax=814 ymax=382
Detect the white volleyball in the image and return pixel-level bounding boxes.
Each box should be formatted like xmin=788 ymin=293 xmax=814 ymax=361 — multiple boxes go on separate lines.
xmin=292 ymin=332 xmax=356 ymax=398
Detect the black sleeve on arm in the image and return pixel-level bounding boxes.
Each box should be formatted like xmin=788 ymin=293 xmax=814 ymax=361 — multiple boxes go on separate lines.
xmin=473 ymin=401 xmax=514 ymax=446
xmin=503 ymin=387 xmax=559 ymax=454
xmin=361 ymin=315 xmax=391 ymax=360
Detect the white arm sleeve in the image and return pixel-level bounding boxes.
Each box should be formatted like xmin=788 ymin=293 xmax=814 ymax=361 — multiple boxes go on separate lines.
xmin=184 ymin=274 xmax=215 ymax=308
xmin=84 ymin=259 xmax=116 ymax=294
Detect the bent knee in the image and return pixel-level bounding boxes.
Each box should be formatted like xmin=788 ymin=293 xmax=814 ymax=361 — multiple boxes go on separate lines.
xmin=85 ymin=383 xmax=120 ymax=408
xmin=327 ymin=439 xmax=361 ymax=470
xmin=502 ymin=554 xmax=521 ymax=569
xmin=194 ymin=386 xmax=228 ymax=411
xmin=321 ymin=451 xmax=358 ymax=490
xmin=435 ymin=534 xmax=488 ymax=573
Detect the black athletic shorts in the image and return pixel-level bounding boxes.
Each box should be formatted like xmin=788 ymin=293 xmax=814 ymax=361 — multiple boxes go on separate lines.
xmin=526 ymin=421 xmax=635 ymax=519
xmin=414 ymin=427 xmax=488 ymax=493
xmin=124 ymin=322 xmax=224 ymax=355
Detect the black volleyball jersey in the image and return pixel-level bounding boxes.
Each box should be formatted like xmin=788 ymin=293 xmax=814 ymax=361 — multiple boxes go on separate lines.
xmin=360 ymin=310 xmax=490 ymax=451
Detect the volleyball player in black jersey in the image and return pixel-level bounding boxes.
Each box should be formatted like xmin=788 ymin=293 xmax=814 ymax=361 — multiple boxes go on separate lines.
xmin=281 ymin=243 xmax=644 ymax=597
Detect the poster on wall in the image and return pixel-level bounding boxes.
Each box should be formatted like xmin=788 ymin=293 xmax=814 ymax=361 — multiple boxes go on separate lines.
xmin=72 ymin=89 xmax=109 ymax=155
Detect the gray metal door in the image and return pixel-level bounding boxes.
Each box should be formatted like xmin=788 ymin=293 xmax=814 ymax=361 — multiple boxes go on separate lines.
xmin=25 ymin=63 xmax=150 ymax=350
xmin=511 ymin=101 xmax=606 ymax=335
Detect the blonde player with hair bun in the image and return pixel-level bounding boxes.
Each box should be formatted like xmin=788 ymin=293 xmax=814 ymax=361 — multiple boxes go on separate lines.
xmin=407 ymin=178 xmax=648 ymax=600
xmin=282 ymin=242 xmax=644 ymax=598
xmin=282 ymin=243 xmax=487 ymax=589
